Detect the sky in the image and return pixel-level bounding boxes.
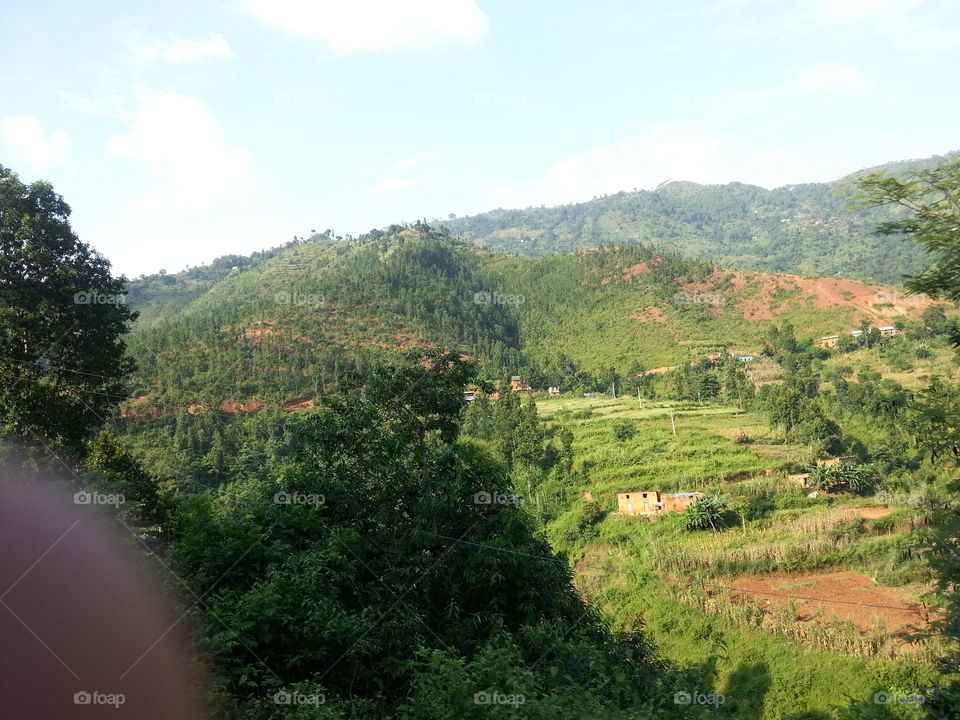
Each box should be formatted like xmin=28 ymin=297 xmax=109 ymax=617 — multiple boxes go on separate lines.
xmin=1 ymin=0 xmax=958 ymax=278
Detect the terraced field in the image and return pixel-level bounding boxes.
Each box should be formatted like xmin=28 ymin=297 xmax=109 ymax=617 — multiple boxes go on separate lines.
xmin=536 ymin=393 xmax=939 ymax=719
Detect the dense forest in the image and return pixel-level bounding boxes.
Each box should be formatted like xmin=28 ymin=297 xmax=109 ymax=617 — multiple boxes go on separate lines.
xmin=3 ymin=156 xmax=960 ymax=719
xmin=443 ymin=153 xmax=960 ymax=285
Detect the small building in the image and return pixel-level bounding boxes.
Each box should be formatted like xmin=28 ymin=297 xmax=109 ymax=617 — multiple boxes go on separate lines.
xmin=548 ymin=386 xmax=561 ymax=396
xmin=463 ymin=389 xmax=477 ymax=402
xmin=816 ymin=335 xmax=840 ymax=349
xmin=878 ymin=325 xmax=898 ymax=338
xmin=818 ymin=455 xmax=858 ymax=468
xmin=737 ymin=356 xmax=755 ymax=362
xmin=788 ymin=472 xmax=812 ymax=488
xmin=617 ymin=490 xmax=705 ymax=517
xmin=509 ymin=375 xmax=532 ymax=392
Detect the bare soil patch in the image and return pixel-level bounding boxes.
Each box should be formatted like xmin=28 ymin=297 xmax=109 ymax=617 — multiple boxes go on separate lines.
xmin=723 ymin=570 xmax=928 ymax=636
xmin=281 ymin=396 xmax=315 ymax=411
xmin=628 ymin=306 xmax=668 ymax=323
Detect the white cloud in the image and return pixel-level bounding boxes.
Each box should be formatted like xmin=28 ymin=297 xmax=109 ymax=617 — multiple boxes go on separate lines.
xmin=139 ymin=32 xmax=234 ymax=63
xmin=385 ymin=151 xmax=439 ymax=175
xmin=104 ymin=91 xmax=252 ymax=220
xmin=491 ymin=121 xmax=748 ymax=209
xmin=786 ymin=63 xmax=872 ymax=94
xmin=243 ymin=0 xmax=489 ymax=54
xmin=714 ymin=0 xmax=960 ymax=51
xmin=0 ymin=115 xmax=71 ymax=172
xmin=725 ymin=63 xmax=871 ymax=117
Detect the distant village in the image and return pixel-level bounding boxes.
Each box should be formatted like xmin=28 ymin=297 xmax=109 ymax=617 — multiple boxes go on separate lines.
xmin=462 ymin=327 xmax=899 ymax=521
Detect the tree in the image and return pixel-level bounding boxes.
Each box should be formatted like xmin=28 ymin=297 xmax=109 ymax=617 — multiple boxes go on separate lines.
xmin=856 ymin=157 xmax=960 ymax=340
xmin=857 ymin=159 xmax=960 ymax=716
xmin=0 ymin=165 xmax=137 ymax=453
xmin=683 ymin=494 xmax=728 ymax=531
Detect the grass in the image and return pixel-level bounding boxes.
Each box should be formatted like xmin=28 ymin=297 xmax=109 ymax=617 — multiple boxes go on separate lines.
xmin=535 ymin=393 xmax=940 ymax=719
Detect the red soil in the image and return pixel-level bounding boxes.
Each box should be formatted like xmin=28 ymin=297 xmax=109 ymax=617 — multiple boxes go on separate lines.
xmin=628 ymin=306 xmax=668 ymax=323
xmin=723 ymin=570 xmax=929 ymax=636
xmin=281 ymin=396 xmax=315 ymax=410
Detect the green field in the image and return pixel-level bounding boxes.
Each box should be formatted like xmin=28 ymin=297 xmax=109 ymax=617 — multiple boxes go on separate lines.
xmin=535 ymin=393 xmax=939 ymax=719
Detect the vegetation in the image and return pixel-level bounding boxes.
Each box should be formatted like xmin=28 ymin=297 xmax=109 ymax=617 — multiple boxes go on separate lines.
xmin=443 ymin=153 xmax=960 ymax=284
xmin=4 ymin=155 xmax=960 ymax=718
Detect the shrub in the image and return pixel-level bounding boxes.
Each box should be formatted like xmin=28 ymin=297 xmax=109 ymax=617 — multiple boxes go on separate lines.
xmin=683 ymin=495 xmax=728 ymax=531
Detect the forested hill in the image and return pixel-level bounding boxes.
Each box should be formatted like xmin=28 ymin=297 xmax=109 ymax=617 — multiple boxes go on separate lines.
xmin=123 ymin=226 xmax=938 ymax=411
xmin=442 ymin=152 xmax=960 ymax=284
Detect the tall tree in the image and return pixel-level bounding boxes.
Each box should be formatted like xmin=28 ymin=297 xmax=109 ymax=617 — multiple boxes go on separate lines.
xmin=858 ymin=159 xmax=960 ymax=717
xmin=0 ymin=165 xmax=137 ymax=453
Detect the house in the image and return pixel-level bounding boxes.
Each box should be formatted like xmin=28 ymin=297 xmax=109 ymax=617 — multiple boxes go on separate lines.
xmin=788 ymin=473 xmax=812 ymax=488
xmin=878 ymin=325 xmax=898 ymax=338
xmin=617 ymin=490 xmax=705 ymax=517
xmin=509 ymin=375 xmax=532 ymax=392
xmin=548 ymin=386 xmax=561 ymax=396
xmin=818 ymin=456 xmax=858 ymax=468
xmin=463 ymin=389 xmax=477 ymax=402
xmin=816 ymin=335 xmax=840 ymax=349
xmin=737 ymin=356 xmax=755 ymax=362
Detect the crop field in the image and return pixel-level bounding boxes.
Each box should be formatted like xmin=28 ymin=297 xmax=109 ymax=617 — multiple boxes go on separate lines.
xmin=536 ymin=393 xmax=940 ymax=719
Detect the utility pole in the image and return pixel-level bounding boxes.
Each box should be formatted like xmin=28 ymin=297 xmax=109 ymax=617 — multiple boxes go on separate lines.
xmin=670 ymin=409 xmax=676 ymax=436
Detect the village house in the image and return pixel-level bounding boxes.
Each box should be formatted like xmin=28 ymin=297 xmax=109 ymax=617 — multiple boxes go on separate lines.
xmin=548 ymin=386 xmax=561 ymax=396
xmin=816 ymin=326 xmax=898 ymax=348
xmin=617 ymin=490 xmax=705 ymax=518
xmin=788 ymin=473 xmax=812 ymax=488
xmin=818 ymin=455 xmax=858 ymax=468
xmin=510 ymin=375 xmax=533 ymax=392
xmin=463 ymin=389 xmax=477 ymax=402
xmin=788 ymin=456 xmax=858 ymax=488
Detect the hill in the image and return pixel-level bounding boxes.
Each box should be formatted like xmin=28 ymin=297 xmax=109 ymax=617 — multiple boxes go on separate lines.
xmin=441 ymin=152 xmax=960 ymax=285
xmin=121 ymin=227 xmax=940 ymax=413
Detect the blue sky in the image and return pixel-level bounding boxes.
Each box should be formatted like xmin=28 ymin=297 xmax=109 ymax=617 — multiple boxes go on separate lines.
xmin=2 ymin=0 xmax=958 ymax=277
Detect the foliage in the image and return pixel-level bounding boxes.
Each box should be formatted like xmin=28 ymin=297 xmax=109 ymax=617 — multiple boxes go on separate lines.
xmin=0 ymin=165 xmax=137 ymax=453
xmin=683 ymin=495 xmax=728 ymax=531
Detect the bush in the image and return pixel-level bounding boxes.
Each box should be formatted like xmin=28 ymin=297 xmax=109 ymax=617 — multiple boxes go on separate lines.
xmin=683 ymin=495 xmax=728 ymax=531
xmin=612 ymin=420 xmax=637 ymax=442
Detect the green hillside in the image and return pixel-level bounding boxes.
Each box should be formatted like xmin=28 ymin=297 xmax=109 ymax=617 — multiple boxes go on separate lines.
xmin=123 ymin=226 xmax=939 ymax=412
xmin=442 ymin=152 xmax=960 ymax=284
